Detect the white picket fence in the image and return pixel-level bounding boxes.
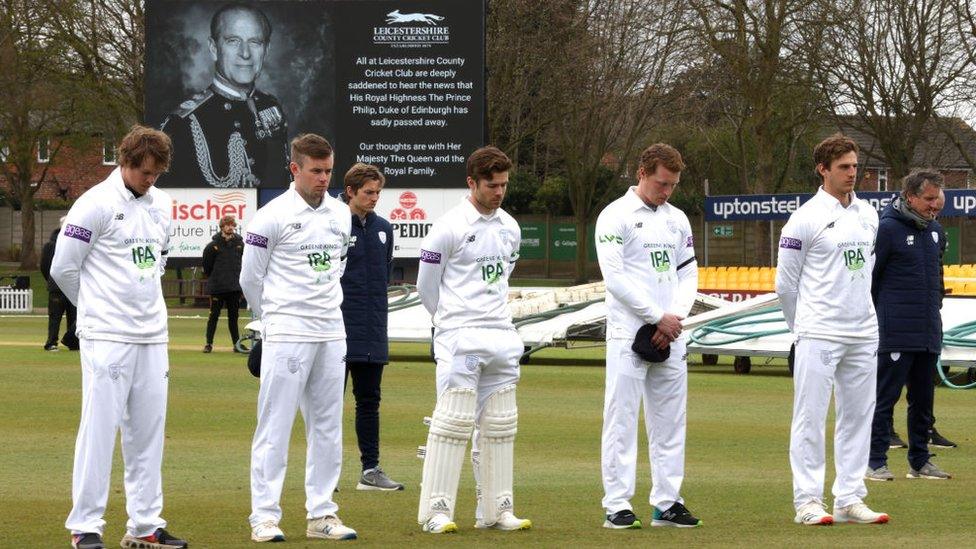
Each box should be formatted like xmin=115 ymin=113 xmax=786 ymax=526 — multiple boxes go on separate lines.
xmin=0 ymin=288 xmax=33 ymax=313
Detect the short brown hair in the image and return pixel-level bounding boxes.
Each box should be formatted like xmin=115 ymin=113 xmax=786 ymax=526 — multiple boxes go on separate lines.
xmin=219 ymin=215 xmax=237 ymax=228
xmin=639 ymin=143 xmax=685 ymax=175
xmin=117 ymin=125 xmax=172 ymax=171
xmin=344 ymin=163 xmax=385 ymax=199
xmin=290 ymin=134 xmax=333 ymax=165
xmin=814 ymin=133 xmax=859 ymax=171
xmin=466 ymin=146 xmax=512 ymax=181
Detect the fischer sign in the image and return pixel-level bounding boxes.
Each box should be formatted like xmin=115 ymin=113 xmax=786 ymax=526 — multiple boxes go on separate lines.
xmin=376 ymin=188 xmax=468 ymax=257
xmin=166 ymin=189 xmax=257 ymax=258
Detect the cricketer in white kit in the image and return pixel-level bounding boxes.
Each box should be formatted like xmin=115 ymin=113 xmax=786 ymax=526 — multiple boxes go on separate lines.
xmin=595 ymin=143 xmax=702 ymax=530
xmin=240 ymin=134 xmax=357 ymax=543
xmin=415 ymin=146 xmax=531 ymax=534
xmin=53 ymin=127 xmax=189 ymax=549
xmin=776 ymin=134 xmax=889 ymax=526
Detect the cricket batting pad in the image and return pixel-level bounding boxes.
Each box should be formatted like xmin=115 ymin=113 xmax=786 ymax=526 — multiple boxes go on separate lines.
xmin=477 ymin=384 xmax=518 ymax=526
xmin=417 ymin=387 xmax=476 ymax=524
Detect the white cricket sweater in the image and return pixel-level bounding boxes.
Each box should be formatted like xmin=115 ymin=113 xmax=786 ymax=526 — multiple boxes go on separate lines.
xmin=240 ymin=187 xmax=351 ymax=342
xmin=416 ymin=197 xmax=521 ymax=331
xmin=775 ymin=186 xmax=879 ymax=342
xmin=595 ymin=188 xmax=698 ymax=340
xmin=50 ymin=168 xmax=172 ymax=343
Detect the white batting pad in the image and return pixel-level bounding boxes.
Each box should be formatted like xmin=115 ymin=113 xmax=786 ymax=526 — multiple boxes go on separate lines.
xmin=417 ymin=387 xmax=477 ymax=524
xmin=476 ymin=384 xmax=518 ymax=526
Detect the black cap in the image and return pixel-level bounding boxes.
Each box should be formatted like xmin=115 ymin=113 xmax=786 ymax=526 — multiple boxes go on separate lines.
xmin=632 ymin=323 xmax=671 ymax=363
xmin=247 ymin=339 xmax=262 ymax=377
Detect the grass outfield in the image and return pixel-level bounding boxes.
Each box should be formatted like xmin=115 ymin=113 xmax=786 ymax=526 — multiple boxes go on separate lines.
xmin=0 ymin=316 xmax=973 ymax=547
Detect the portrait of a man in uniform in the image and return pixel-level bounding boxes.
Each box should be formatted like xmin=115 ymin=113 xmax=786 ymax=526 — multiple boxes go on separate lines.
xmin=158 ymin=2 xmax=290 ymax=188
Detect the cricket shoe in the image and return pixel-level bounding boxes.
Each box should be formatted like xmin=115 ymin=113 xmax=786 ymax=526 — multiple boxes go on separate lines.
xmin=71 ymin=533 xmax=105 ymax=549
xmin=45 ymin=342 xmax=59 ymax=351
xmin=250 ymin=521 xmax=285 ymax=542
xmin=907 ymin=461 xmax=952 ymax=480
xmin=475 ymin=511 xmax=532 ymax=530
xmin=652 ymin=502 xmax=702 ymax=527
xmin=422 ymin=513 xmax=458 ymax=534
xmin=603 ymin=509 xmax=641 ymax=529
xmin=833 ymin=503 xmax=889 ymax=524
xmin=794 ymin=501 xmax=833 ymax=525
xmin=357 ymin=467 xmax=404 ymax=491
xmin=307 ymin=515 xmax=357 ymax=540
xmin=865 ymin=465 xmax=895 ymax=481
xmin=120 ymin=528 xmax=188 ymax=548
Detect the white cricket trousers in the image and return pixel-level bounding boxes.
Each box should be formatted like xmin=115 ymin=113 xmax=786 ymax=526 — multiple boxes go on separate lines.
xmin=65 ymin=339 xmax=169 ymax=537
xmin=433 ymin=327 xmax=522 ymax=403
xmin=601 ymin=337 xmax=687 ymax=514
xmin=250 ymin=339 xmax=345 ymax=526
xmin=433 ymin=327 xmax=523 ymax=519
xmin=790 ymin=337 xmax=877 ymax=510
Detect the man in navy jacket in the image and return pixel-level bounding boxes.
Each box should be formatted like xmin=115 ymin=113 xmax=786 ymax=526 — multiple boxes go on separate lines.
xmin=866 ymin=170 xmax=951 ymax=481
xmin=340 ymin=163 xmax=403 ymax=491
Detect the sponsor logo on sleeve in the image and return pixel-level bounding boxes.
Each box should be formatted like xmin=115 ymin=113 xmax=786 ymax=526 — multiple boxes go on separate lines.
xmin=245 ymin=232 xmax=269 ymax=248
xmin=779 ymin=236 xmax=802 ymax=250
xmin=419 ymin=249 xmax=441 ymax=264
xmin=63 ymin=224 xmax=92 ymax=243
xmin=685 ymin=235 xmax=694 ymax=247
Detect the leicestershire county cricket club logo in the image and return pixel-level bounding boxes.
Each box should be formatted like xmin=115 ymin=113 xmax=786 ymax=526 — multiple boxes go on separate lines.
xmin=374 ymin=9 xmax=449 ymax=48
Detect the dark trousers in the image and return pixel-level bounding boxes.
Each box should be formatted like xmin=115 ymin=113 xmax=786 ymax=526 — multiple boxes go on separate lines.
xmin=345 ymin=362 xmax=385 ymax=471
xmin=47 ymin=290 xmax=78 ymax=348
xmin=870 ymin=351 xmax=936 ymax=470
xmin=205 ymin=292 xmax=241 ymax=345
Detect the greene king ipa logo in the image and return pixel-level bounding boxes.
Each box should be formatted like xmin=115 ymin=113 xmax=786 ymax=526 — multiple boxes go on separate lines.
xmin=838 ymin=239 xmax=870 ymax=279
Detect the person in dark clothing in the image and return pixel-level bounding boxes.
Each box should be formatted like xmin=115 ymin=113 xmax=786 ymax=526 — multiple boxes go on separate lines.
xmin=41 ymin=222 xmax=79 ymax=351
xmin=888 ymin=188 xmax=958 ymax=451
xmin=202 ymin=215 xmax=245 ymax=352
xmin=339 ymin=163 xmax=402 ymax=491
xmin=866 ymin=170 xmax=951 ymax=482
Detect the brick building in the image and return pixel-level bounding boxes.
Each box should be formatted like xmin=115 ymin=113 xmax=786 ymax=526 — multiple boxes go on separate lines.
xmin=0 ymin=135 xmax=117 ymax=202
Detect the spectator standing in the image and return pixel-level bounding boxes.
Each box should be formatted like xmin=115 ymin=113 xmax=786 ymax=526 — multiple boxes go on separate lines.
xmin=202 ymin=214 xmax=245 ymax=353
xmin=41 ymin=218 xmax=79 ymax=351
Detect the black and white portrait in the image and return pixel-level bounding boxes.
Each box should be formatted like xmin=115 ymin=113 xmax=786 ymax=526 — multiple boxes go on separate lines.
xmin=146 ymin=0 xmax=335 ymax=189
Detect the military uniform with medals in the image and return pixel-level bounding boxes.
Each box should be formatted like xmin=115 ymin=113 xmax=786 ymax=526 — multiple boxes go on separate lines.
xmin=160 ymin=76 xmax=289 ymax=188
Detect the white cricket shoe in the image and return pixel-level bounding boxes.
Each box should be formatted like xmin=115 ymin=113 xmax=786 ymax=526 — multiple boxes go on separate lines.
xmin=794 ymin=501 xmax=833 ymax=525
xmin=307 ymin=515 xmax=357 ymax=540
xmin=251 ymin=521 xmax=285 ymax=542
xmin=422 ymin=513 xmax=458 ymax=534
xmin=475 ymin=511 xmax=532 ymax=531
xmin=833 ymin=503 xmax=889 ymax=524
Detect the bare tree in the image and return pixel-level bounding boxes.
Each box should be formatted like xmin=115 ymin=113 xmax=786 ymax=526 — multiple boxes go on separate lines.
xmin=487 ymin=0 xmax=578 ymax=172
xmin=689 ymin=0 xmax=825 ymax=264
xmin=50 ymin=0 xmax=145 ymax=126
xmin=816 ymin=0 xmax=971 ymax=181
xmin=547 ymin=0 xmax=691 ymax=282
xmin=0 ymin=0 xmax=90 ymax=268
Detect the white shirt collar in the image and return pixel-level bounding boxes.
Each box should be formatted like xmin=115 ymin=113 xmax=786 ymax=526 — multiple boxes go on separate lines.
xmin=460 ymin=196 xmax=501 ymax=224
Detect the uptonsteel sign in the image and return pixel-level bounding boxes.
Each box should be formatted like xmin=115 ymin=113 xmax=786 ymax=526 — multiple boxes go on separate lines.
xmin=167 ymin=189 xmax=257 ymax=258
xmin=705 ymin=189 xmax=976 ymax=221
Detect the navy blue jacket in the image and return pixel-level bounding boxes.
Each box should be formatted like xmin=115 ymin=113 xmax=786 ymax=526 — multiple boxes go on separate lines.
xmin=340 ymin=212 xmax=394 ymax=364
xmin=872 ymin=202 xmax=945 ymax=353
